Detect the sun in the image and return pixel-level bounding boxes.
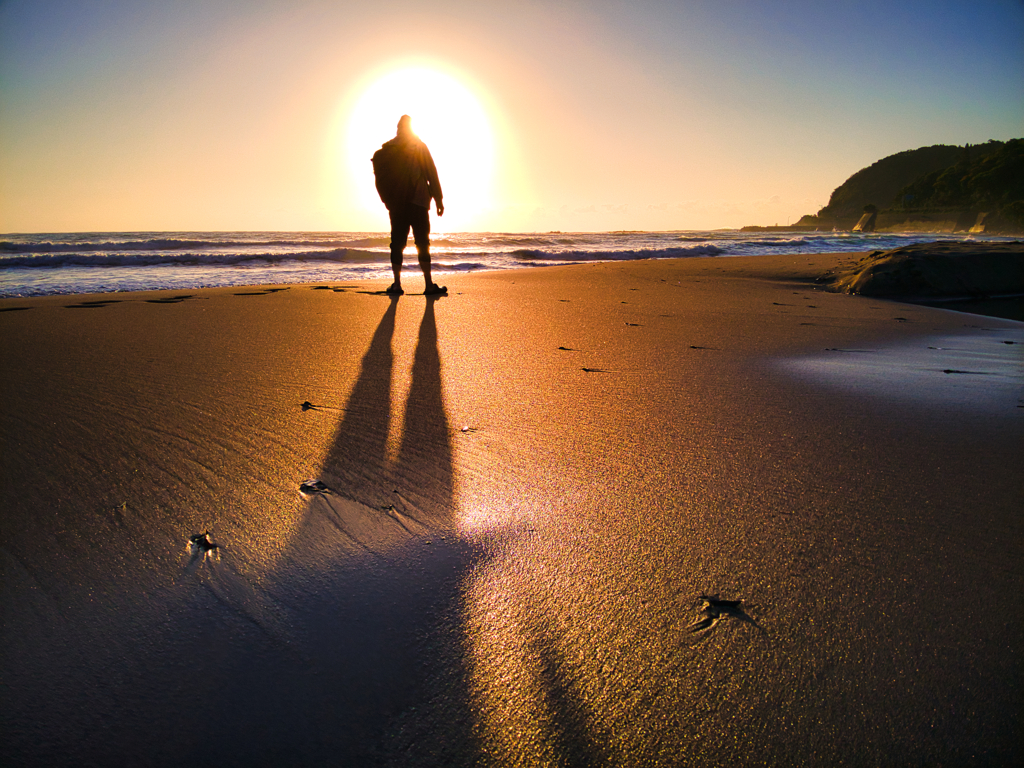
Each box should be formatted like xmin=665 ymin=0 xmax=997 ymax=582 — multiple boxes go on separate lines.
xmin=344 ymin=65 xmax=495 ymax=230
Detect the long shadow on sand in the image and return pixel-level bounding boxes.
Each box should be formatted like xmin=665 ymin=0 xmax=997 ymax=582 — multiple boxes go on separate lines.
xmin=1 ymin=295 xmax=485 ymax=768
xmin=181 ymin=297 xmax=482 ymax=766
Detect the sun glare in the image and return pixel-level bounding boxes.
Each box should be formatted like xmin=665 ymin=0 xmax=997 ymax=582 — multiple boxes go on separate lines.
xmin=344 ymin=66 xmax=495 ymax=230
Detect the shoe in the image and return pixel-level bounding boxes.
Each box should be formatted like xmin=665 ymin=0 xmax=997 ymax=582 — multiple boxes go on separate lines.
xmin=385 ymin=283 xmax=404 ymax=295
xmin=423 ymin=284 xmax=447 ymax=296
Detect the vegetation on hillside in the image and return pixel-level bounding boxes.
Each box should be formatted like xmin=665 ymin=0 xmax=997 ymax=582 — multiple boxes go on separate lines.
xmin=795 ymin=139 xmax=1023 ymax=231
xmin=893 ymin=139 xmax=1024 ymax=214
xmin=815 ymin=142 xmax=1004 ymax=220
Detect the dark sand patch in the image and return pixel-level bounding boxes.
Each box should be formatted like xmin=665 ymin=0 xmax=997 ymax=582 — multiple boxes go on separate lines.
xmin=64 ymin=300 xmax=122 ymax=308
xmin=145 ymin=294 xmax=193 ymax=304
xmin=234 ymin=287 xmax=290 ymax=296
xmin=919 ymin=295 xmax=1024 ymax=322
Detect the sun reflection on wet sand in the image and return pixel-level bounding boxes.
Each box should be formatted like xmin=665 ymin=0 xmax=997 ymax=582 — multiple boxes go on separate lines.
xmin=463 ymin=537 xmax=614 ymax=766
xmin=452 ymin=475 xmax=780 ymax=767
xmin=783 ymin=328 xmax=1024 ymax=410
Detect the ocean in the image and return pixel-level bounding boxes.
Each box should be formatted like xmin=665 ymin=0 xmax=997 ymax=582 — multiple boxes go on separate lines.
xmin=0 ymin=229 xmax=1013 ymax=298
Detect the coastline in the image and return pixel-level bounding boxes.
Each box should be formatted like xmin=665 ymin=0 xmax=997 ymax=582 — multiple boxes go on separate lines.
xmin=2 ymin=252 xmax=1021 ymax=765
xmin=4 ymin=229 xmax=1017 ymax=299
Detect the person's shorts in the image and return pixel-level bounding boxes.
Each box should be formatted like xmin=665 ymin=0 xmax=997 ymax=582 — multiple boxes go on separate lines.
xmin=389 ymin=203 xmax=430 ymax=255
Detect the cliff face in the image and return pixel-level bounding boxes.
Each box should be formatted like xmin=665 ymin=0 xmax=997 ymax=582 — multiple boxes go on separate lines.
xmin=797 ymin=139 xmax=1023 ymax=233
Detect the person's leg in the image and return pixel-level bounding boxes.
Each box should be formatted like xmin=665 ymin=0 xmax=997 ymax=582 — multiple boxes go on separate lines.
xmin=389 ymin=206 xmax=411 ymax=292
xmin=410 ymin=205 xmax=438 ymax=290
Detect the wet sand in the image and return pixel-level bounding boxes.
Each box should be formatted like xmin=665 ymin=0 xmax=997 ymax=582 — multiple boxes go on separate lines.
xmin=2 ymin=253 xmax=1022 ymax=766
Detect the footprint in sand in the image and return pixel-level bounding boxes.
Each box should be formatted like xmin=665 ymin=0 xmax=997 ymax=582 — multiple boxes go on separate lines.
xmin=146 ymin=295 xmax=192 ymax=304
xmin=234 ymin=288 xmax=290 ymax=296
xmin=65 ymin=299 xmax=121 ymax=309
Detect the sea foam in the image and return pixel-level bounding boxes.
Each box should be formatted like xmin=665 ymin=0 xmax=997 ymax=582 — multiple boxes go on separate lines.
xmin=1 ymin=229 xmax=1013 ymax=298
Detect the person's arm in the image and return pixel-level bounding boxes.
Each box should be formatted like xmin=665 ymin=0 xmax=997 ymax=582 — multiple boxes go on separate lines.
xmin=422 ymin=146 xmax=443 ymax=216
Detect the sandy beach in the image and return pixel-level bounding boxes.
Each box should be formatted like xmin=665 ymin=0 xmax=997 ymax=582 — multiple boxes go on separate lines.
xmin=2 ymin=252 xmax=1021 ymax=766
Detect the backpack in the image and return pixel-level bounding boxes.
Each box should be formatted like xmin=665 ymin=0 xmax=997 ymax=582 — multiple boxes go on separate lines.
xmin=371 ymin=141 xmax=416 ymax=210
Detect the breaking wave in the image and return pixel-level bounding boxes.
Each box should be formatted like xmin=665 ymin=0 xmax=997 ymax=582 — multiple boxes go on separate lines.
xmin=2 ymin=229 xmax=1007 ymax=297
xmin=511 ymin=245 xmax=723 ymax=262
xmin=0 ymin=237 xmax=392 ymax=253
xmin=1 ymin=248 xmax=386 ymax=268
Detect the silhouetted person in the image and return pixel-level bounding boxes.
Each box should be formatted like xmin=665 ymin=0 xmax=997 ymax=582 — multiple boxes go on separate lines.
xmin=372 ymin=115 xmax=446 ymax=296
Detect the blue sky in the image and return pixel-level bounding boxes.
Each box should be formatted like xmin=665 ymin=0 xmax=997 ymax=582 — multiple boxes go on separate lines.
xmin=1 ymin=0 xmax=1021 ymax=232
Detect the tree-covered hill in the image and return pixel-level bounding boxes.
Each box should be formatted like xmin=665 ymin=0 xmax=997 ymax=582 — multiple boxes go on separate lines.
xmin=794 ymin=139 xmax=1023 ymax=232
xmin=815 ymin=142 xmax=1004 ymax=220
xmin=893 ymin=138 xmax=1023 ymax=213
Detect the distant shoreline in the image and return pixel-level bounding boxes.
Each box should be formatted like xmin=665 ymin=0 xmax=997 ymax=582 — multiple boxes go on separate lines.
xmin=10 ymin=230 xmax=1010 ymax=299
xmin=742 ymin=223 xmax=1024 ymax=235
xmin=3 ymin=247 xmax=1021 ymax=321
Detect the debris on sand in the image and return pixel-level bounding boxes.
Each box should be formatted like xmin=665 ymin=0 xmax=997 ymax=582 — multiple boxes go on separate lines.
xmin=299 ymin=479 xmax=330 ymax=495
xmin=189 ymin=530 xmax=219 ymax=553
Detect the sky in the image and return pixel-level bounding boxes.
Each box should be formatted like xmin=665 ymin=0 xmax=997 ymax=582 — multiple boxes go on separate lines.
xmin=1 ymin=0 xmax=1021 ymax=234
